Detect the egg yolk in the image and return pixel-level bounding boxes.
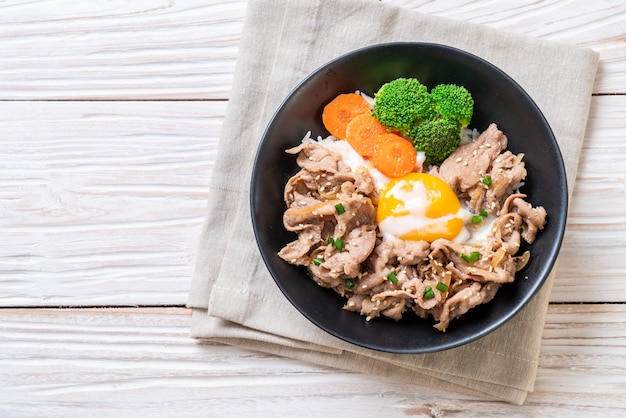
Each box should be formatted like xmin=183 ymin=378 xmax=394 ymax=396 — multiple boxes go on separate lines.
xmin=377 ymin=172 xmax=464 ymax=242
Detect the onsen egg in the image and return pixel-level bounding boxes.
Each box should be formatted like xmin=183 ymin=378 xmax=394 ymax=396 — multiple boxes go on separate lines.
xmin=377 ymin=172 xmax=468 ymax=242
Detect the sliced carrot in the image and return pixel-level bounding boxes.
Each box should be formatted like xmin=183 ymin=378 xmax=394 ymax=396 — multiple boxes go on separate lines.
xmin=345 ymin=113 xmax=388 ymax=157
xmin=322 ymin=93 xmax=371 ymax=139
xmin=371 ymin=133 xmax=417 ymax=178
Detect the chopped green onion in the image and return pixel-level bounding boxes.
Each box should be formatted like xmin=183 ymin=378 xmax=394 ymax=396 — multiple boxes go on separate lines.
xmin=312 ymin=258 xmax=323 ymax=266
xmin=436 ymin=282 xmax=449 ymax=292
xmin=481 ymin=175 xmax=492 ymax=187
xmin=460 ymin=251 xmax=481 ymax=263
xmin=334 ymin=237 xmax=344 ymax=252
xmin=345 ymin=279 xmax=355 ymax=289
xmin=327 ymin=237 xmax=335 ymax=245
xmin=424 ymin=285 xmax=435 ymax=300
xmin=472 ymin=209 xmax=489 ymax=224
xmin=387 ymin=271 xmax=398 ymax=284
xmin=335 ymin=203 xmax=346 ymax=215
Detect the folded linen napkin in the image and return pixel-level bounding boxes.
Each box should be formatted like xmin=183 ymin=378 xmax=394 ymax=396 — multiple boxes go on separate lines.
xmin=188 ymin=0 xmax=598 ymax=404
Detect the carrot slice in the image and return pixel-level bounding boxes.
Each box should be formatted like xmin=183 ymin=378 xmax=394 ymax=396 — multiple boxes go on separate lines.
xmin=371 ymin=133 xmax=417 ymax=178
xmin=322 ymin=93 xmax=371 ymax=139
xmin=345 ymin=113 xmax=388 ymax=157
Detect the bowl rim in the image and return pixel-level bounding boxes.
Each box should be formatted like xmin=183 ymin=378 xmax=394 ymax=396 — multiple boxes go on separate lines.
xmin=250 ymin=41 xmax=568 ymax=353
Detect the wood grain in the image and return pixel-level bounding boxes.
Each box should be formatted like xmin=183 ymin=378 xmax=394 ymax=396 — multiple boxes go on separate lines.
xmin=0 ymin=0 xmax=622 ymax=100
xmin=0 ymin=0 xmax=246 ymax=100
xmin=1 ymin=306 xmax=624 ymax=416
xmin=1 ymin=96 xmax=624 ymax=306
xmin=0 ymin=101 xmax=222 ymax=306
xmin=553 ymin=94 xmax=626 ymax=302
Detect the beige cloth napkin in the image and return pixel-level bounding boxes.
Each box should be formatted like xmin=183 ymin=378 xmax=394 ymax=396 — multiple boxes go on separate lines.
xmin=188 ymin=0 xmax=598 ymax=405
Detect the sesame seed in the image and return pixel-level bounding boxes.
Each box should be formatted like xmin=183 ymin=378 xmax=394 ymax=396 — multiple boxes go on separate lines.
xmin=485 ymin=143 xmax=492 ymax=148
xmin=456 ymin=157 xmax=463 ymax=163
xmin=362 ymin=284 xmax=368 ymax=289
xmin=463 ymin=161 xmax=468 ymax=166
xmin=312 ymin=211 xmax=317 ymax=216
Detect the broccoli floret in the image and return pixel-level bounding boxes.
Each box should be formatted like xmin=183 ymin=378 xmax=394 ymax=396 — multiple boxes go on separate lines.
xmin=372 ymin=78 xmax=434 ymax=135
xmin=430 ymin=84 xmax=474 ymax=128
xmin=409 ymin=118 xmax=460 ymax=166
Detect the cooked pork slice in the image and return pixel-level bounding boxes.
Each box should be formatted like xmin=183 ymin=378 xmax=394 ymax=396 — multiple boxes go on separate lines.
xmin=431 ymin=281 xmax=501 ymax=332
xmin=280 ymin=140 xmax=378 ymax=287
xmin=287 ymin=140 xmax=343 ymax=174
xmin=429 ymin=238 xmax=517 ymax=284
xmin=506 ymin=197 xmax=547 ymax=244
xmin=286 ymin=140 xmax=375 ymax=199
xmin=436 ymin=123 xmax=507 ymax=194
xmin=434 ymin=123 xmax=530 ymax=215
xmin=368 ymin=238 xmax=430 ymax=274
xmin=317 ymin=227 xmax=377 ymax=280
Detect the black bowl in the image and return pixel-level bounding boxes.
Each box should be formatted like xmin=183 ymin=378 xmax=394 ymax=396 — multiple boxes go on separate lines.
xmin=250 ymin=42 xmax=567 ymax=353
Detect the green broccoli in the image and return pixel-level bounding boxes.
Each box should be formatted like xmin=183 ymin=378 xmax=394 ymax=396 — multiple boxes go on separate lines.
xmin=409 ymin=118 xmax=460 ymax=166
xmin=372 ymin=78 xmax=434 ymax=135
xmin=429 ymin=84 xmax=474 ymax=128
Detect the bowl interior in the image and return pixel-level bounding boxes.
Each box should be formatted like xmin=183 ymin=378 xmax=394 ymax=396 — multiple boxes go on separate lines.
xmin=251 ymin=43 xmax=567 ymax=353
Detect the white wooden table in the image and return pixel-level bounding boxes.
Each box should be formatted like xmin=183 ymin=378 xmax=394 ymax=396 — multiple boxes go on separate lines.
xmin=1 ymin=1 xmax=625 ymax=415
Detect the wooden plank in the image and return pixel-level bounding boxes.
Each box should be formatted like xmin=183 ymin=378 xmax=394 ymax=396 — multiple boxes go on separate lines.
xmin=0 ymin=0 xmax=246 ymax=100
xmin=0 ymin=96 xmax=624 ymax=305
xmin=0 ymin=0 xmax=622 ymax=100
xmin=0 ymin=306 xmax=624 ymax=415
xmin=0 ymin=101 xmax=222 ymax=306
xmin=552 ymin=94 xmax=626 ymax=302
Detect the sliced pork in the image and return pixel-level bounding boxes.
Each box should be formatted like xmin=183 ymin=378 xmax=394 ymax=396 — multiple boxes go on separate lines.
xmin=279 ymin=127 xmax=546 ymax=332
